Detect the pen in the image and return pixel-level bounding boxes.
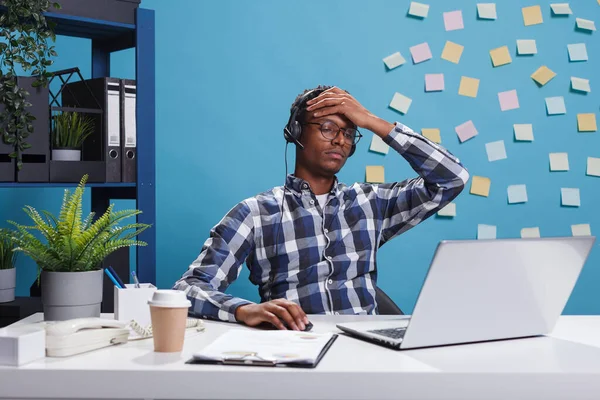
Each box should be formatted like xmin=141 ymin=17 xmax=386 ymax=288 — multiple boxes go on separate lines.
xmin=107 ymin=265 xmax=126 ymax=288
xmin=104 ymin=268 xmax=124 ymax=289
xmin=131 ymin=270 xmax=141 ymax=288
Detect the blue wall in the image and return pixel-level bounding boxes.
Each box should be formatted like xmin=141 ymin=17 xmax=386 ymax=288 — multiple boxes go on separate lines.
xmin=4 ymin=0 xmax=599 ymax=314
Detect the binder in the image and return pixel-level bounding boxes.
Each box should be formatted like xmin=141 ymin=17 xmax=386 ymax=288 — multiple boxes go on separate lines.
xmin=120 ymin=79 xmax=136 ymax=182
xmin=62 ymin=77 xmax=122 ymax=182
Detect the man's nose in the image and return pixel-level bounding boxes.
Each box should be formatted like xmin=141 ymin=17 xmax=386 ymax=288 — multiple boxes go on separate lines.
xmin=331 ymin=130 xmax=345 ymax=147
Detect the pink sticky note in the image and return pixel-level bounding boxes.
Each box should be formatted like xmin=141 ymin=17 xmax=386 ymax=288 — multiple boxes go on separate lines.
xmin=444 ymin=10 xmax=464 ymax=31
xmin=425 ymin=74 xmax=445 ymax=91
xmin=455 ymin=120 xmax=478 ymax=143
xmin=410 ymin=42 xmax=432 ymax=64
xmin=498 ymin=89 xmax=520 ymax=111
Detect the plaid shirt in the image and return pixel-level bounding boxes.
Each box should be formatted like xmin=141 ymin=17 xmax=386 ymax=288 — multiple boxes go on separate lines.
xmin=174 ymin=122 xmax=469 ymax=321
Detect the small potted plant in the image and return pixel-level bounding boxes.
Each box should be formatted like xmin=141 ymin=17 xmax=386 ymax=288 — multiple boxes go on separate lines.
xmin=9 ymin=174 xmax=151 ymax=320
xmin=51 ymin=111 xmax=95 ymax=161
xmin=0 ymin=228 xmax=18 ymax=303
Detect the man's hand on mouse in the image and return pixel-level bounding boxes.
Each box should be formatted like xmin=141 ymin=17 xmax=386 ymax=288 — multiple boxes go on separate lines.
xmin=235 ymin=299 xmax=308 ymax=331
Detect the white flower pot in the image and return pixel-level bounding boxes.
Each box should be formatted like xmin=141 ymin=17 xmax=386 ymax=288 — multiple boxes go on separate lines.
xmin=52 ymin=149 xmax=81 ymax=161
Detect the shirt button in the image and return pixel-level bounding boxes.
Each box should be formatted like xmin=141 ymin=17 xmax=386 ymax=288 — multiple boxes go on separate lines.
xmin=310 ymin=200 xmax=315 ymax=205
xmin=334 ymin=312 xmax=340 ymax=315
xmin=327 ymin=256 xmax=332 ymax=261
xmin=328 ymin=279 xmax=333 ymax=285
xmin=302 ymin=184 xmax=308 ymax=189
xmin=324 ymin=228 xmax=328 ymax=233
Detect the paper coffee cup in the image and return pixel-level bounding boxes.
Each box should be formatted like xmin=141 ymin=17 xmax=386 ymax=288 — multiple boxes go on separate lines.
xmin=148 ymin=290 xmax=192 ymax=353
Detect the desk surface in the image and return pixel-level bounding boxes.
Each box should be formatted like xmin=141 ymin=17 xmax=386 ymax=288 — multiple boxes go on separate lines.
xmin=2 ymin=314 xmax=600 ymax=400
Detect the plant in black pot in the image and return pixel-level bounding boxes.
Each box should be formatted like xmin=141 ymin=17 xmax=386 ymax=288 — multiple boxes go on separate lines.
xmin=51 ymin=111 xmax=94 ymax=161
xmin=8 ymin=174 xmax=151 ymax=320
xmin=0 ymin=228 xmax=19 ymax=303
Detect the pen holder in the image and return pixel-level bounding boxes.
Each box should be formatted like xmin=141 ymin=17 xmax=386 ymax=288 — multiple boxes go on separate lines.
xmin=114 ymin=283 xmax=157 ymax=328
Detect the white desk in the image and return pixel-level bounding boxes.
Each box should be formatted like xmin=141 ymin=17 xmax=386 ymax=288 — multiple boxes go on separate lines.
xmin=1 ymin=314 xmax=600 ymax=400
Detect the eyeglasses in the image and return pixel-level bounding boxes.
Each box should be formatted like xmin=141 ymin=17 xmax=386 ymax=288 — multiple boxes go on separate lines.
xmin=303 ymin=120 xmax=362 ymax=146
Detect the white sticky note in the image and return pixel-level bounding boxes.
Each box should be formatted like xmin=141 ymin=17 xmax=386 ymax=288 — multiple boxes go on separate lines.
xmin=369 ymin=135 xmax=389 ymax=155
xmin=437 ymin=203 xmax=456 ymax=217
xmin=576 ymin=18 xmax=596 ymax=31
xmin=514 ymin=124 xmax=534 ymax=141
xmin=521 ymin=227 xmax=541 ymax=238
xmin=545 ymin=96 xmax=566 ymax=115
xmin=383 ymin=52 xmax=406 ymax=70
xmin=549 ymin=152 xmax=569 ymax=171
xmin=587 ymin=157 xmax=600 ymax=177
xmin=477 ymin=3 xmax=497 ymax=19
xmin=517 ymin=39 xmax=537 ymax=55
xmin=486 ymin=140 xmax=507 ymax=162
xmin=409 ymin=2 xmax=429 ymax=18
xmin=572 ymin=224 xmax=592 ymax=237
xmin=389 ymin=92 xmax=412 ymax=114
xmin=550 ymin=3 xmax=572 ymax=15
xmin=568 ymin=43 xmax=588 ymax=62
xmin=571 ymin=77 xmax=591 ymax=93
xmin=478 ymin=224 xmax=497 ymax=240
xmin=508 ymin=184 xmax=528 ymax=204
xmin=561 ymin=188 xmax=580 ymax=207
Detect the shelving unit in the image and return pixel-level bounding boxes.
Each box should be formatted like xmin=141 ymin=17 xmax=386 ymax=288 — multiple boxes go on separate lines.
xmin=0 ymin=7 xmax=156 ymax=284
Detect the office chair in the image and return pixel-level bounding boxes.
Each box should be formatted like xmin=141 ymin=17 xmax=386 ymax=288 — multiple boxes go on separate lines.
xmin=375 ymin=286 xmax=404 ymax=315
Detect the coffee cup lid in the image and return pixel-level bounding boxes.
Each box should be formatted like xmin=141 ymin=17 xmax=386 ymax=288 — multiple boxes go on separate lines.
xmin=148 ymin=290 xmax=192 ymax=308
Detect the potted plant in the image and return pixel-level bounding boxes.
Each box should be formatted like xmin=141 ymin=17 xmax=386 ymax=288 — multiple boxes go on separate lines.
xmin=8 ymin=174 xmax=151 ymax=320
xmin=0 ymin=228 xmax=18 ymax=303
xmin=51 ymin=111 xmax=94 ymax=161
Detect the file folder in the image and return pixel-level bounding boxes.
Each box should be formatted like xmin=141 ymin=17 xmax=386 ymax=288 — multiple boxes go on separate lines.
xmin=120 ymin=79 xmax=137 ymax=182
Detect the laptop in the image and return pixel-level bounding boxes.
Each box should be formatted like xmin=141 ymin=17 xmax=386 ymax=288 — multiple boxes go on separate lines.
xmin=336 ymin=236 xmax=596 ymax=350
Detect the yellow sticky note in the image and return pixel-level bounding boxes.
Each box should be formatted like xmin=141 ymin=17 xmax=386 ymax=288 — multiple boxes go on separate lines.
xmin=441 ymin=41 xmax=464 ymax=64
xmin=522 ymin=5 xmax=543 ymax=26
xmin=490 ymin=46 xmax=512 ymax=67
xmin=421 ymin=128 xmax=441 ymax=143
xmin=366 ymin=166 xmax=385 ymax=183
xmin=577 ymin=113 xmax=597 ymax=132
xmin=470 ymin=176 xmax=491 ymax=197
xmin=531 ymin=66 xmax=556 ymax=86
xmin=459 ymin=76 xmax=480 ymax=98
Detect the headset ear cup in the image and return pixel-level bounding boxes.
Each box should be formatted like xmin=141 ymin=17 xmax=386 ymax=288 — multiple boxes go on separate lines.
xmin=291 ymin=120 xmax=302 ymax=142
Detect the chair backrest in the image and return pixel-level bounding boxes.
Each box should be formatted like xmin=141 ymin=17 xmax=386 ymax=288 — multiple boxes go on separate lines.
xmin=375 ymin=286 xmax=404 ymax=315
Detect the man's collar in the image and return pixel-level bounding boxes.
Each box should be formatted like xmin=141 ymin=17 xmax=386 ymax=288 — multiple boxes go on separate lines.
xmin=285 ymin=174 xmax=340 ymax=196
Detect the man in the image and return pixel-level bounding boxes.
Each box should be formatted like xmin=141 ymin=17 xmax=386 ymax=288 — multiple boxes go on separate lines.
xmin=173 ymin=85 xmax=469 ymax=331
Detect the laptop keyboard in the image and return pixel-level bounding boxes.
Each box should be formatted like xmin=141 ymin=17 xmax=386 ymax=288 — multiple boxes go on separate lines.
xmin=368 ymin=327 xmax=407 ymax=340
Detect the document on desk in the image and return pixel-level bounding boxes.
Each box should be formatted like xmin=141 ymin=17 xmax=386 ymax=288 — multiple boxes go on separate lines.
xmin=188 ymin=330 xmax=338 ymax=368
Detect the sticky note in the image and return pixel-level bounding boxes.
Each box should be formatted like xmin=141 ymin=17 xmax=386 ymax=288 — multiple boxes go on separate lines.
xmin=477 ymin=3 xmax=497 ymax=19
xmin=550 ymin=3 xmax=572 ymax=15
xmin=587 ymin=157 xmax=600 ymax=176
xmin=409 ymin=2 xmax=429 ymax=18
xmin=459 ymin=76 xmax=480 ymax=98
xmin=366 ymin=166 xmax=385 ymax=183
xmin=478 ymin=224 xmax=497 ymax=240
xmin=437 ymin=203 xmax=456 ymax=217
xmin=577 ymin=113 xmax=597 ymax=132
xmin=421 ymin=128 xmax=441 ymax=143
xmin=369 ymin=135 xmax=389 ymax=155
xmin=455 ymin=120 xmax=478 ymax=143
xmin=514 ymin=124 xmax=534 ymax=141
xmin=571 ymin=77 xmax=591 ymax=93
xmin=470 ymin=176 xmax=491 ymax=197
xmin=531 ymin=66 xmax=556 ymax=86
xmin=568 ymin=43 xmax=588 ymax=62
xmin=425 ymin=74 xmax=445 ymax=91
xmin=561 ymin=188 xmax=580 ymax=207
xmin=441 ymin=41 xmax=464 ymax=64
xmin=389 ymin=92 xmax=412 ymax=114
xmin=572 ymin=224 xmax=592 ymax=237
xmin=383 ymin=52 xmax=406 ymax=70
xmin=507 ymin=184 xmax=528 ymax=204
xmin=549 ymin=152 xmax=569 ymax=171
xmin=490 ymin=46 xmax=512 ymax=67
xmin=522 ymin=5 xmax=543 ymax=26
xmin=517 ymin=39 xmax=537 ymax=55
xmin=498 ymin=89 xmax=519 ymax=111
xmin=444 ymin=10 xmax=464 ymax=31
xmin=410 ymin=42 xmax=432 ymax=64
xmin=576 ymin=18 xmax=596 ymax=31
xmin=486 ymin=140 xmax=507 ymax=162
xmin=521 ymin=227 xmax=541 ymax=238
xmin=545 ymin=97 xmax=566 ymax=115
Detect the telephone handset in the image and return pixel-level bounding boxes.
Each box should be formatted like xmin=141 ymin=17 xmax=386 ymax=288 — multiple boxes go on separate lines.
xmin=45 ymin=318 xmax=130 ymax=357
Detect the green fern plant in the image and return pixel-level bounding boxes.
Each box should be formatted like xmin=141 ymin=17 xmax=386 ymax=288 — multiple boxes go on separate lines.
xmin=0 ymin=228 xmax=19 ymax=270
xmin=8 ymin=174 xmax=151 ymax=273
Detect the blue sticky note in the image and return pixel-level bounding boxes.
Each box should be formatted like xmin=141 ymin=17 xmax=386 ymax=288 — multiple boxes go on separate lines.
xmin=545 ymin=96 xmax=566 ymax=115
xmin=561 ymin=188 xmax=580 ymax=207
xmin=477 ymin=224 xmax=497 ymax=240
xmin=568 ymin=43 xmax=588 ymax=62
xmin=508 ymin=184 xmax=528 ymax=204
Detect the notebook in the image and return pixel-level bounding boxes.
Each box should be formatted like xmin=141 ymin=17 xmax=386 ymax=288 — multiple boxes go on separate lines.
xmin=187 ymin=329 xmax=338 ymax=368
